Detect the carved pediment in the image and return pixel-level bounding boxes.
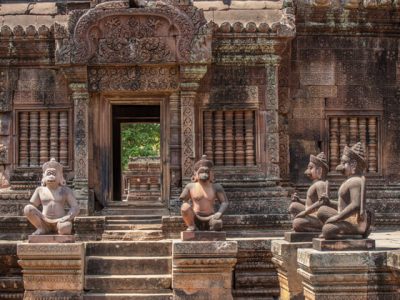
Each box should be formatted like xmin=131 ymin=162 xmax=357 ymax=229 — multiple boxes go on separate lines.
xmin=57 ymin=0 xmax=211 ymax=65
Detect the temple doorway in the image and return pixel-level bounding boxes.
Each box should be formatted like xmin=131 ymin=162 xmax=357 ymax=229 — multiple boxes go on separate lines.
xmin=112 ymin=105 xmax=161 ymax=202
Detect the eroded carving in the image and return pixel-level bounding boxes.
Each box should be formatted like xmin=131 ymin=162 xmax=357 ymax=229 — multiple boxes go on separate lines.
xmin=66 ymin=0 xmax=209 ymax=65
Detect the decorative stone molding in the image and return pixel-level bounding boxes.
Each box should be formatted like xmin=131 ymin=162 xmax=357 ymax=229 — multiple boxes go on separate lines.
xmin=180 ymin=64 xmax=208 ymax=183
xmin=300 ymin=0 xmax=397 ymax=8
xmin=17 ymin=243 xmax=84 ymax=299
xmin=55 ymin=0 xmax=211 ymax=65
xmin=88 ymin=66 xmax=179 ymax=92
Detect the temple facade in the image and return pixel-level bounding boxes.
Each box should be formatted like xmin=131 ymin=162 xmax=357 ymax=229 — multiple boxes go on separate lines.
xmin=0 ymin=0 xmax=399 ymax=224
xmin=1 ymin=0 xmax=400 ymax=299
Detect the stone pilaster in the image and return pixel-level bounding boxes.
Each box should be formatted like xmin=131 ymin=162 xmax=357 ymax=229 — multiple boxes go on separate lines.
xmin=388 ymin=250 xmax=400 ymax=293
xmin=297 ymin=248 xmax=398 ymax=299
xmin=17 ymin=243 xmax=85 ymax=299
xmin=172 ymin=240 xmax=237 ymax=299
xmin=265 ymin=57 xmax=281 ymax=182
xmin=71 ymin=83 xmax=89 ymax=215
xmin=271 ymin=239 xmax=312 ymax=300
xmin=179 ymin=65 xmax=207 ymax=184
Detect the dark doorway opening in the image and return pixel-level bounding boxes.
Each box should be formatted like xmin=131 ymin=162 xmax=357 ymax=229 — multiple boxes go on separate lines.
xmin=112 ymin=105 xmax=160 ymax=201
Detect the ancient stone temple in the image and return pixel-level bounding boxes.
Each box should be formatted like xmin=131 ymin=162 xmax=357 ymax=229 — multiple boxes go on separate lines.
xmin=0 ymin=0 xmax=400 ymax=299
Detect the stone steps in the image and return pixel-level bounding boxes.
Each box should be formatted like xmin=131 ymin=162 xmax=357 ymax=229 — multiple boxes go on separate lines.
xmin=104 ymin=224 xmax=161 ymax=231
xmin=100 ymin=208 xmax=169 ymax=216
xmin=102 ymin=230 xmax=164 ymax=241
xmin=86 ymin=241 xmax=171 ymax=257
xmin=86 ymin=256 xmax=171 ymax=275
xmin=85 ymin=241 xmax=172 ymax=299
xmin=85 ymin=275 xmax=172 ymax=291
xmin=84 ymin=292 xmax=172 ymax=300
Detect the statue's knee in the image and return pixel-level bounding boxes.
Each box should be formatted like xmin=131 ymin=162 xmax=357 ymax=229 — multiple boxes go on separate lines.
xmin=322 ymin=223 xmax=337 ymax=239
xmin=288 ymin=203 xmax=297 ymax=214
xmin=23 ymin=205 xmax=36 ymax=217
xmin=181 ymin=203 xmax=192 ymax=214
xmin=57 ymin=222 xmax=72 ymax=235
xmin=292 ymin=218 xmax=304 ymax=232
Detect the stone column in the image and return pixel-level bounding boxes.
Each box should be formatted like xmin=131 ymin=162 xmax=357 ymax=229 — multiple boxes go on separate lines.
xmin=179 ymin=65 xmax=207 ymax=184
xmin=71 ymin=83 xmax=90 ymax=215
xmin=172 ymin=240 xmax=237 ymax=299
xmin=265 ymin=57 xmax=281 ymax=183
xmin=271 ymin=239 xmax=313 ymax=300
xmin=297 ymin=248 xmax=398 ymax=299
xmin=17 ymin=242 xmax=85 ymax=299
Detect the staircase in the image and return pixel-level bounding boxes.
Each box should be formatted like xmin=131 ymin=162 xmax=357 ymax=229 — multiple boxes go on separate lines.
xmin=84 ymin=241 xmax=173 ymax=299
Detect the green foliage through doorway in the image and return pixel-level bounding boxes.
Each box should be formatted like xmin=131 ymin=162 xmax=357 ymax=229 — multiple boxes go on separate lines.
xmin=121 ymin=123 xmax=161 ymax=170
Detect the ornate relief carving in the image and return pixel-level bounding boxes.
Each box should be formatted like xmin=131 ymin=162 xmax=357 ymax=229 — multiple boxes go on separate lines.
xmin=0 ymin=69 xmax=11 ymax=112
xmin=65 ymin=1 xmax=209 ymax=65
xmin=88 ymin=66 xmax=178 ymax=92
xmin=181 ymin=91 xmax=196 ymax=178
xmin=73 ymin=92 xmax=89 ymax=181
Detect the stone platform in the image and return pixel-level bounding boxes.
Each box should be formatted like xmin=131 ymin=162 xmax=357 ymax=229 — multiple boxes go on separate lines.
xmin=181 ymin=231 xmax=226 ymax=241
xmin=28 ymin=234 xmax=75 ymax=243
xmin=313 ymin=238 xmax=375 ymax=251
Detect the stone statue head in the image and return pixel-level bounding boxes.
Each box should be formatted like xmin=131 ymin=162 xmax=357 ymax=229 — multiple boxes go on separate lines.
xmin=336 ymin=142 xmax=366 ymax=176
xmin=192 ymin=155 xmax=214 ymax=182
xmin=305 ymin=152 xmax=328 ymax=180
xmin=41 ymin=158 xmax=66 ymax=187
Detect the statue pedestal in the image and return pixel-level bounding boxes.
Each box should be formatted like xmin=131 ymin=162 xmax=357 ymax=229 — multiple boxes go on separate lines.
xmin=312 ymin=238 xmax=375 ymax=251
xmin=284 ymin=232 xmax=320 ymax=243
xmin=271 ymin=237 xmax=313 ymax=300
xmin=28 ymin=234 xmax=75 ymax=243
xmin=181 ymin=231 xmax=226 ymax=241
xmin=297 ymin=247 xmax=398 ymax=299
xmin=17 ymin=242 xmax=84 ymax=299
xmin=172 ymin=240 xmax=237 ymax=299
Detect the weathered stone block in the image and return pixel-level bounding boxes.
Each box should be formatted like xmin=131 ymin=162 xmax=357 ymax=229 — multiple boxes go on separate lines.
xmin=297 ymin=249 xmax=398 ymax=299
xmin=181 ymin=231 xmax=226 ymax=241
xmin=271 ymin=239 xmax=312 ymax=300
xmin=172 ymin=241 xmax=237 ymax=299
xmin=17 ymin=243 xmax=84 ymax=292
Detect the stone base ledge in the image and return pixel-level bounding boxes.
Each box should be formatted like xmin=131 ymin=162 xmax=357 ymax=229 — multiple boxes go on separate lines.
xmin=297 ymin=248 xmax=398 ymax=299
xmin=28 ymin=235 xmax=75 ymax=243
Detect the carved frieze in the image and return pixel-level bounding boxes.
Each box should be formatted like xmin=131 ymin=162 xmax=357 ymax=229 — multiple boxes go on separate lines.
xmin=88 ymin=66 xmax=179 ymax=92
xmin=0 ymin=69 xmax=12 ymax=112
